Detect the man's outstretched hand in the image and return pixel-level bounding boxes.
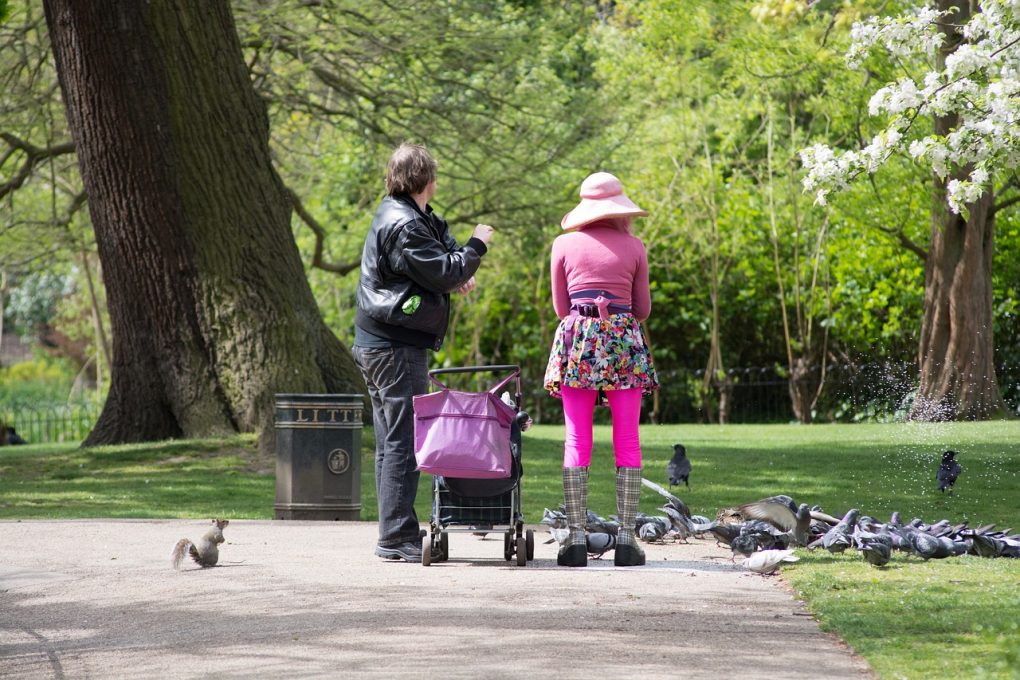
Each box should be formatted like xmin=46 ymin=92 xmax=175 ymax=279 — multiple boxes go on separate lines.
xmin=472 ymin=223 xmax=495 ymax=246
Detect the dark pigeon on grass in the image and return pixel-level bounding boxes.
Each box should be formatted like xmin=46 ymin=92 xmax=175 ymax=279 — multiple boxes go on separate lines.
xmin=859 ymin=538 xmax=892 ymax=567
xmin=667 ymin=443 xmax=691 ymax=488
xmin=937 ymin=450 xmax=962 ymax=494
xmin=810 ymin=508 xmax=859 ymax=554
xmin=3 ymin=426 xmax=27 ymax=445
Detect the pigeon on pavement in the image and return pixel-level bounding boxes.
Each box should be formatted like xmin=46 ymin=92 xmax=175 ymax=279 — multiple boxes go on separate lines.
xmin=586 ymin=532 xmax=617 ymax=558
xmin=742 ymin=549 xmax=799 ymax=574
xmin=641 ymin=477 xmax=691 ymax=518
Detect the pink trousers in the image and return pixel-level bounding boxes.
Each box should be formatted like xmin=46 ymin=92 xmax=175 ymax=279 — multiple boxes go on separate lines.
xmin=561 ymin=385 xmax=643 ymax=468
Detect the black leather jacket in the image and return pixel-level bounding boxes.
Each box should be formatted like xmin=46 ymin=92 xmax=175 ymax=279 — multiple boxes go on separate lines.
xmin=355 ymin=195 xmax=486 ymax=350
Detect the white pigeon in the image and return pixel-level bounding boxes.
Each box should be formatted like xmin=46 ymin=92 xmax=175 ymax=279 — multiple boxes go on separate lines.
xmin=742 ymin=549 xmax=799 ymax=574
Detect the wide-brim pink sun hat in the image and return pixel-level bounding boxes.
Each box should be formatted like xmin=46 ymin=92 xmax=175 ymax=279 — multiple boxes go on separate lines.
xmin=560 ymin=171 xmax=648 ymax=231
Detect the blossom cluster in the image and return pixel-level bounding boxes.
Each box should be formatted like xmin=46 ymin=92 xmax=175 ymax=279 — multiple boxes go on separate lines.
xmin=802 ymin=0 xmax=1020 ymax=213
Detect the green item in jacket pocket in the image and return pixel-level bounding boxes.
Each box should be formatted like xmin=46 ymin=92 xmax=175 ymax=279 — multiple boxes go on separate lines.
xmin=401 ymin=294 xmax=422 ymax=315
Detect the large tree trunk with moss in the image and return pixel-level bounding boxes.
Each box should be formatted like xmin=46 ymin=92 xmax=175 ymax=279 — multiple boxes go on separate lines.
xmin=44 ymin=1 xmax=363 ymax=446
xmin=910 ymin=0 xmax=1006 ymax=421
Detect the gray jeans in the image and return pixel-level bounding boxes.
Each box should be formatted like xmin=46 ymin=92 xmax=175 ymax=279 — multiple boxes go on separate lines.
xmin=352 ymin=345 xmax=429 ymax=547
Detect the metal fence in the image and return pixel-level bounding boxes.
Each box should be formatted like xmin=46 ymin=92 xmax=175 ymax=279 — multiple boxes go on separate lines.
xmin=650 ymin=362 xmax=1020 ymax=424
xmin=1 ymin=403 xmax=101 ymax=445
xmin=3 ymin=362 xmax=1018 ymax=442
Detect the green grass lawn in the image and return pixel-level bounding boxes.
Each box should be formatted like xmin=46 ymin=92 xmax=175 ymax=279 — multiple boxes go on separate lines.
xmin=1 ymin=421 xmax=1018 ymax=678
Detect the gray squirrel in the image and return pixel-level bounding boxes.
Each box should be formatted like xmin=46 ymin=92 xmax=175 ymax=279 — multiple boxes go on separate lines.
xmin=171 ymin=519 xmax=229 ymax=569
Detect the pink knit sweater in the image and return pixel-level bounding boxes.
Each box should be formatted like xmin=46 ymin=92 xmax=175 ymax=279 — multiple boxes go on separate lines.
xmin=550 ymin=222 xmax=651 ymax=321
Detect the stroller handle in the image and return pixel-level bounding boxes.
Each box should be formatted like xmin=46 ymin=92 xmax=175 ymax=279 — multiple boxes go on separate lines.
xmin=428 ymin=364 xmax=520 ymax=377
xmin=427 ymin=365 xmax=522 ymax=401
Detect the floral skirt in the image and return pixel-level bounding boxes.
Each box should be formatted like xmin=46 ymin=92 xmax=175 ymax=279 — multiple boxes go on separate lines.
xmin=543 ymin=312 xmax=659 ymax=398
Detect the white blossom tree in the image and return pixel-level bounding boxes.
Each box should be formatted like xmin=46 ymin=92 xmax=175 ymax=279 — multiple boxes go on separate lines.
xmin=802 ymin=0 xmax=1019 ymax=420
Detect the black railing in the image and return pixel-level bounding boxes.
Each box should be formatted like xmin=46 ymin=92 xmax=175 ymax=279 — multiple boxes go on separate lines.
xmin=4 ymin=362 xmax=1018 ymax=440
xmin=653 ymin=362 xmax=1020 ymax=424
xmin=531 ymin=362 xmax=1020 ymax=424
xmin=1 ymin=403 xmax=101 ymax=445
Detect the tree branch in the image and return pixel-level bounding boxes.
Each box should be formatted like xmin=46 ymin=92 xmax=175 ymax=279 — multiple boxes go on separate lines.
xmin=877 ymin=223 xmax=928 ymax=260
xmin=284 ymin=186 xmax=361 ymax=276
xmin=0 ymin=133 xmax=75 ymax=200
xmin=992 ymin=174 xmax=1020 ymax=215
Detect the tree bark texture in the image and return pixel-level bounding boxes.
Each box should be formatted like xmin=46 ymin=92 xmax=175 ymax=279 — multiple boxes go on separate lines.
xmin=44 ymin=1 xmax=363 ymax=445
xmin=910 ymin=0 xmax=1006 ymax=420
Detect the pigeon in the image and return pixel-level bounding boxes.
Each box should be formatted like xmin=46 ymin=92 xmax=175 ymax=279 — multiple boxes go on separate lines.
xmin=937 ymin=450 xmax=961 ymax=494
xmin=3 ymin=426 xmax=27 ymax=445
xmin=540 ymin=507 xmax=567 ymax=529
xmin=906 ymin=528 xmax=958 ymax=559
xmin=738 ymin=497 xmax=813 ymax=546
xmin=637 ymin=517 xmax=670 ymax=543
xmin=810 ymin=508 xmax=859 ymax=554
xmin=641 ymin=477 xmax=691 ymax=517
xmin=545 ymin=526 xmax=569 ymax=545
xmin=730 ymin=528 xmax=760 ymax=560
xmin=585 ymin=510 xmax=620 ymax=536
xmin=667 ymin=443 xmax=691 ymax=487
xmin=661 ymin=506 xmax=694 ymax=542
xmin=586 ymin=532 xmax=617 ymax=558
xmin=742 ymin=549 xmax=799 ymax=574
xmin=859 ymin=538 xmax=891 ymax=567
xmin=966 ymin=526 xmax=1010 ymax=558
xmin=709 ymin=523 xmax=740 ymax=547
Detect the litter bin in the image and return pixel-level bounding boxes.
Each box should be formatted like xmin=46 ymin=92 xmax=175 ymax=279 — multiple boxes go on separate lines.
xmin=274 ymin=393 xmax=363 ymax=520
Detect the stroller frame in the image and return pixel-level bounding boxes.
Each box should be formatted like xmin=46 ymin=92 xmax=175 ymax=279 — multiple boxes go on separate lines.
xmin=420 ymin=364 xmax=534 ymax=567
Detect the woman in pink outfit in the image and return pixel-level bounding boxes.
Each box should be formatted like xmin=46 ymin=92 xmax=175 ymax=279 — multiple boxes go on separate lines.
xmin=543 ymin=172 xmax=659 ymax=567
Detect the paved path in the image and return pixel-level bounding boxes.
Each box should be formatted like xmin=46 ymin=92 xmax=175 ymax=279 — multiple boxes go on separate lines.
xmin=0 ymin=520 xmax=872 ymax=679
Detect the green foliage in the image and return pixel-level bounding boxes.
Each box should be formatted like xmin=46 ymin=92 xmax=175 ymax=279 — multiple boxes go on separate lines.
xmin=2 ymin=0 xmax=1019 ymax=429
xmin=0 ymin=357 xmax=78 ymax=407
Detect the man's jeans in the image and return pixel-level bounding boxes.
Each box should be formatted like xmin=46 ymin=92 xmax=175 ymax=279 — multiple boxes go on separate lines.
xmin=352 ymin=345 xmax=429 ymax=547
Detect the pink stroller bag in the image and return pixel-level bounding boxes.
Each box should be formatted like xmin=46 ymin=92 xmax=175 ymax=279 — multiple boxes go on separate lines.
xmin=413 ymin=368 xmax=519 ymax=479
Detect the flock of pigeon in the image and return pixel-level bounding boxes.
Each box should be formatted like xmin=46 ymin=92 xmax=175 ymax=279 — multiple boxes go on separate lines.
xmin=541 ymin=444 xmax=1019 ymax=574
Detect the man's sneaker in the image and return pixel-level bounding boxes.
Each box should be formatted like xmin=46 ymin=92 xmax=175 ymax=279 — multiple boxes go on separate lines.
xmin=374 ymin=541 xmax=423 ymax=562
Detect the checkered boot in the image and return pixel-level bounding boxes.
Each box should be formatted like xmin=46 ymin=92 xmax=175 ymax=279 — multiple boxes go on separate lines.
xmin=558 ymin=467 xmax=588 ymax=567
xmin=615 ymin=467 xmax=645 ymax=566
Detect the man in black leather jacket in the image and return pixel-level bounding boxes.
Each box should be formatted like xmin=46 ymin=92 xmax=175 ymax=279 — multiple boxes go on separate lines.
xmin=353 ymin=143 xmax=493 ymax=562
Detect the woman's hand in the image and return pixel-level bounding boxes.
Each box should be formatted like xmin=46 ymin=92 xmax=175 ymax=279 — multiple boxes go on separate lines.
xmin=455 ymin=276 xmax=477 ymax=295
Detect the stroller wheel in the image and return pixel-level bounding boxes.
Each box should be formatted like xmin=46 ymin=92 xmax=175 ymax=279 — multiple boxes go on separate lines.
xmin=421 ymin=536 xmax=432 ymax=567
xmin=503 ymin=529 xmax=513 ymax=561
xmin=515 ymin=537 xmax=527 ymax=566
xmin=525 ymin=529 xmax=535 ymax=561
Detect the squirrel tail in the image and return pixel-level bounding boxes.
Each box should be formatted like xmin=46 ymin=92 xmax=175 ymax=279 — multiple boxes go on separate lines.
xmin=171 ymin=538 xmax=194 ymax=570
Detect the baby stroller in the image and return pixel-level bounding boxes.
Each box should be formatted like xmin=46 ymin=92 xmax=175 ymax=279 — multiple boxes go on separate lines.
xmin=412 ymin=365 xmax=534 ymax=567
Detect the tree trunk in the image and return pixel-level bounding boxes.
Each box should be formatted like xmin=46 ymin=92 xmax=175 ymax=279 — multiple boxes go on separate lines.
xmin=910 ymin=0 xmax=1006 ymax=421
xmin=788 ymin=355 xmax=817 ymax=424
xmin=44 ymin=1 xmax=363 ymax=446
